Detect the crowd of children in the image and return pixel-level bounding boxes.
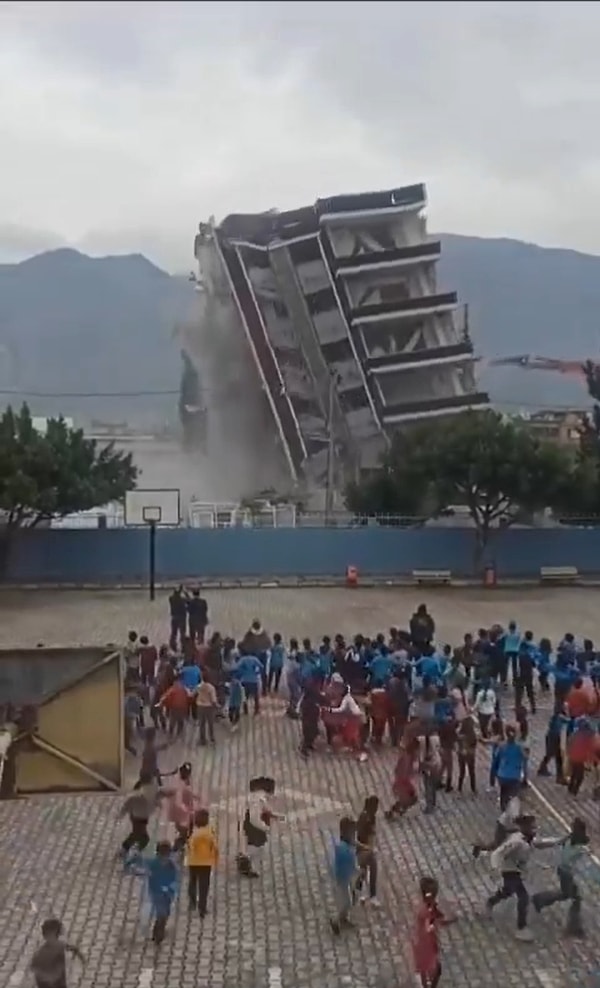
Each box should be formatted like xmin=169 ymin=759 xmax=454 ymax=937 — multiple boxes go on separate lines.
xmin=32 ymin=604 xmax=600 ymax=986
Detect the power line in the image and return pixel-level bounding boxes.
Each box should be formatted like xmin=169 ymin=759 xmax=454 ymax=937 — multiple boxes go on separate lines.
xmin=0 ymin=388 xmax=181 ymax=398
xmin=0 ymin=386 xmax=227 ymax=398
xmin=0 ymin=388 xmax=593 ymax=411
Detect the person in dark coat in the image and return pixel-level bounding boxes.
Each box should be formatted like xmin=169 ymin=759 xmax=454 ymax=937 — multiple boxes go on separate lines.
xmin=299 ymin=681 xmax=324 ymax=757
xmin=410 ymin=604 xmax=435 ymax=648
xmin=187 ymin=588 xmax=209 ymax=643
xmin=241 ymin=620 xmax=271 ymax=694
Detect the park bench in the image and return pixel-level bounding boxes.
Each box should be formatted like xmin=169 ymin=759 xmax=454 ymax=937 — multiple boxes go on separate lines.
xmin=412 ymin=569 xmax=452 ymax=585
xmin=539 ymin=565 xmax=580 ymax=585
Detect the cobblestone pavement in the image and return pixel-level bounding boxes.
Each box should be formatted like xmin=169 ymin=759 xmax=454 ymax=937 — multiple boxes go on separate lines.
xmin=0 ymin=589 xmax=599 ymax=987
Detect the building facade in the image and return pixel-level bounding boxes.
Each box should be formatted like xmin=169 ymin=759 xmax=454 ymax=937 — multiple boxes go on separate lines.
xmin=522 ymin=409 xmax=585 ymax=448
xmin=191 ymin=184 xmax=487 ymax=494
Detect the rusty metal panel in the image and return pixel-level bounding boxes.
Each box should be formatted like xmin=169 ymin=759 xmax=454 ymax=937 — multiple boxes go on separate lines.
xmin=5 ymin=649 xmax=124 ymax=795
xmin=0 ymin=646 xmax=110 ymax=706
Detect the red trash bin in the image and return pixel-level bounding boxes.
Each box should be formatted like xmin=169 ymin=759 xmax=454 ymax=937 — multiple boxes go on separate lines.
xmin=483 ymin=563 xmax=497 ymax=588
xmin=346 ymin=565 xmax=359 ymax=587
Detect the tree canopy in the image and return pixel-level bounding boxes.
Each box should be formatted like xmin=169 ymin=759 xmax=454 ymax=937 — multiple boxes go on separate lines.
xmin=345 ymin=429 xmax=434 ymax=522
xmin=574 ymin=360 xmax=600 ymax=516
xmin=0 ymin=403 xmax=138 ymax=530
xmin=345 ymin=409 xmax=581 ymax=564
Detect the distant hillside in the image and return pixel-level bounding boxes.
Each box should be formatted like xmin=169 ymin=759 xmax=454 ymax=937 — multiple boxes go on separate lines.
xmin=438 ymin=234 xmax=599 ymax=410
xmin=0 ymin=248 xmax=195 ymax=425
xmin=1 ymin=237 xmax=599 ymax=425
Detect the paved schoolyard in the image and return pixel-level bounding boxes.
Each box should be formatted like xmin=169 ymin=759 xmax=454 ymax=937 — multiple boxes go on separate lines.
xmin=0 ymin=585 xmax=597 ymax=647
xmin=0 ymin=589 xmax=599 ymax=988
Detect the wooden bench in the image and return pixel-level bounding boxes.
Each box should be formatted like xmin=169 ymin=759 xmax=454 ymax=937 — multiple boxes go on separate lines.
xmin=412 ymin=569 xmax=452 ymax=586
xmin=540 ymin=566 xmax=580 ymax=585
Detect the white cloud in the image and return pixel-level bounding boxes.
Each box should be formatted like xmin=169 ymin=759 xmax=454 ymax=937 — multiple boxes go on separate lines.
xmin=1 ymin=0 xmax=600 ymax=270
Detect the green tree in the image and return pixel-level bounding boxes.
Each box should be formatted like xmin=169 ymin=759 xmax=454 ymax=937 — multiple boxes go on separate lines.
xmin=573 ymin=360 xmax=600 ymax=518
xmin=552 ymin=445 xmax=600 ymax=522
xmin=420 ymin=410 xmax=576 ymax=566
xmin=582 ymin=359 xmax=600 ymax=441
xmin=346 ymin=408 xmax=578 ymax=565
xmin=0 ymin=404 xmax=138 ymax=566
xmin=345 ymin=428 xmax=437 ymax=523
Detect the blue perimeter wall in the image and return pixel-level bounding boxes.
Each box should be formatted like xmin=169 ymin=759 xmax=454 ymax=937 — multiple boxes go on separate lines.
xmin=4 ymin=527 xmax=600 ymax=583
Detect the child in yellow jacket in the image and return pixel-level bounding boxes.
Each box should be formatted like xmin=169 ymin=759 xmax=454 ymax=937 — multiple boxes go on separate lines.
xmin=186 ymin=809 xmax=219 ymax=918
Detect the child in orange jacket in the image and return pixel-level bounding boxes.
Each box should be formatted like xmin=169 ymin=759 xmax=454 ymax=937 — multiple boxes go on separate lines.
xmin=186 ymin=809 xmax=219 ymax=918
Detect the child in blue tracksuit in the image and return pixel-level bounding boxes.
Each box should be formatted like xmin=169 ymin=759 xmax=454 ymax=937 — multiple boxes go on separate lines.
xmin=491 ymin=726 xmax=527 ymax=810
xmin=537 ymin=704 xmax=569 ymax=782
xmin=267 ymin=634 xmax=286 ymax=694
xmin=317 ymin=638 xmax=334 ymax=681
xmin=286 ymin=655 xmax=303 ymax=719
xmin=330 ymin=817 xmax=357 ymax=935
xmin=554 ymin=655 xmax=578 ymax=703
xmin=234 ymin=652 xmax=263 ymax=715
xmin=502 ymin=621 xmax=522 ymax=683
xmin=228 ymin=679 xmax=244 ymax=728
xmin=368 ymin=650 xmax=395 ymax=688
xmin=146 ymin=841 xmax=178 ymax=944
xmin=537 ymin=638 xmax=552 ymax=692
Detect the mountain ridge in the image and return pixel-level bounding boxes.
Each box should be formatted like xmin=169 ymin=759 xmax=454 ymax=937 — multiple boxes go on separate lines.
xmin=0 ymin=235 xmax=598 ymax=423
xmin=0 ymin=246 xmax=196 ymax=425
xmin=437 ymin=232 xmax=599 ymax=409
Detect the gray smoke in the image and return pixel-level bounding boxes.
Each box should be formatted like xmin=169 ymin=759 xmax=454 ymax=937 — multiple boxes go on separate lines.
xmin=178 ymin=288 xmax=291 ymax=506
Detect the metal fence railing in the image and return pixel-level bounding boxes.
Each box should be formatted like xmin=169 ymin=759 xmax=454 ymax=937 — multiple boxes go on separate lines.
xmin=42 ymin=503 xmax=600 ymax=530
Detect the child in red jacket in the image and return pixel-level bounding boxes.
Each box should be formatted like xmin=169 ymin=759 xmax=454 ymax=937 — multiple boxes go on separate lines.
xmin=412 ymin=875 xmax=456 ymax=986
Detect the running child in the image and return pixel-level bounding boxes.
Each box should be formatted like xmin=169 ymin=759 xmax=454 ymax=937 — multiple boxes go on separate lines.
xmin=486 ymin=814 xmax=538 ymax=941
xmin=355 ymin=795 xmax=380 ymax=907
xmin=30 ymin=918 xmax=85 ymax=988
xmin=330 ymin=816 xmax=358 ymax=935
xmin=385 ymin=735 xmax=420 ymax=820
xmin=120 ymin=771 xmax=162 ymax=866
xmin=412 ymin=876 xmax=456 ymax=987
xmin=472 ymin=794 xmax=521 ymax=858
xmin=532 ymin=816 xmax=590 ymax=938
xmin=164 ymin=762 xmax=202 ymax=853
xmin=238 ymin=776 xmax=281 ymax=877
xmin=146 ymin=840 xmax=178 ymax=945
xmin=228 ymin=677 xmax=244 ymax=730
xmin=186 ymin=808 xmax=219 ymax=919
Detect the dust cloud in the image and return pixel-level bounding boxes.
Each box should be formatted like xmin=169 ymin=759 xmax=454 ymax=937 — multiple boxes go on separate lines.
xmin=175 ymin=287 xmax=291 ymax=508
xmin=122 ymin=439 xmax=211 ymax=510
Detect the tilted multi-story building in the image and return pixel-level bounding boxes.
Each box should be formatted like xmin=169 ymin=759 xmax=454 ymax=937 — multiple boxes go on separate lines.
xmin=190 ymin=183 xmax=487 ymax=498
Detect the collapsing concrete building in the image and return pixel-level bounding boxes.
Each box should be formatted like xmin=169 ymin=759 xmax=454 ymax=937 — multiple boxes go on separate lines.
xmin=191 ymin=184 xmax=488 ymax=498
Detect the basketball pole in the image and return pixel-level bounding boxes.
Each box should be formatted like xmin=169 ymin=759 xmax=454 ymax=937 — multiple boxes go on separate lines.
xmin=149 ymin=520 xmax=157 ymax=601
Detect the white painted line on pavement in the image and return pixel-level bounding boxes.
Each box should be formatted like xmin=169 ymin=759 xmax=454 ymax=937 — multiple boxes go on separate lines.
xmin=138 ymin=968 xmax=154 ymax=988
xmin=528 ymin=779 xmax=600 ymax=868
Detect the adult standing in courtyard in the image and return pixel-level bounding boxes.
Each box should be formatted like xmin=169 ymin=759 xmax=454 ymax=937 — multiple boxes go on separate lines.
xmin=241 ymin=619 xmax=271 ymax=694
xmin=168 ymin=586 xmax=187 ymax=650
xmin=410 ymin=604 xmax=435 ymax=649
xmin=187 ymin=587 xmax=209 ymax=643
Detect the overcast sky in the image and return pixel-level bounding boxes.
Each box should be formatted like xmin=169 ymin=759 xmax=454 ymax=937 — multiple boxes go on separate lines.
xmin=1 ymin=0 xmax=599 ymax=270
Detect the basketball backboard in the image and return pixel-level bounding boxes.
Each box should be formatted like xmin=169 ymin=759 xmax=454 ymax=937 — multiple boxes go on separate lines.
xmin=124 ymin=489 xmax=180 ymax=527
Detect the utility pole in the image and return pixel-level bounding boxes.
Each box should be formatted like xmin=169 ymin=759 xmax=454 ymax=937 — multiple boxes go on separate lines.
xmin=148 ymin=519 xmax=157 ymax=601
xmin=324 ymin=371 xmax=337 ymax=525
